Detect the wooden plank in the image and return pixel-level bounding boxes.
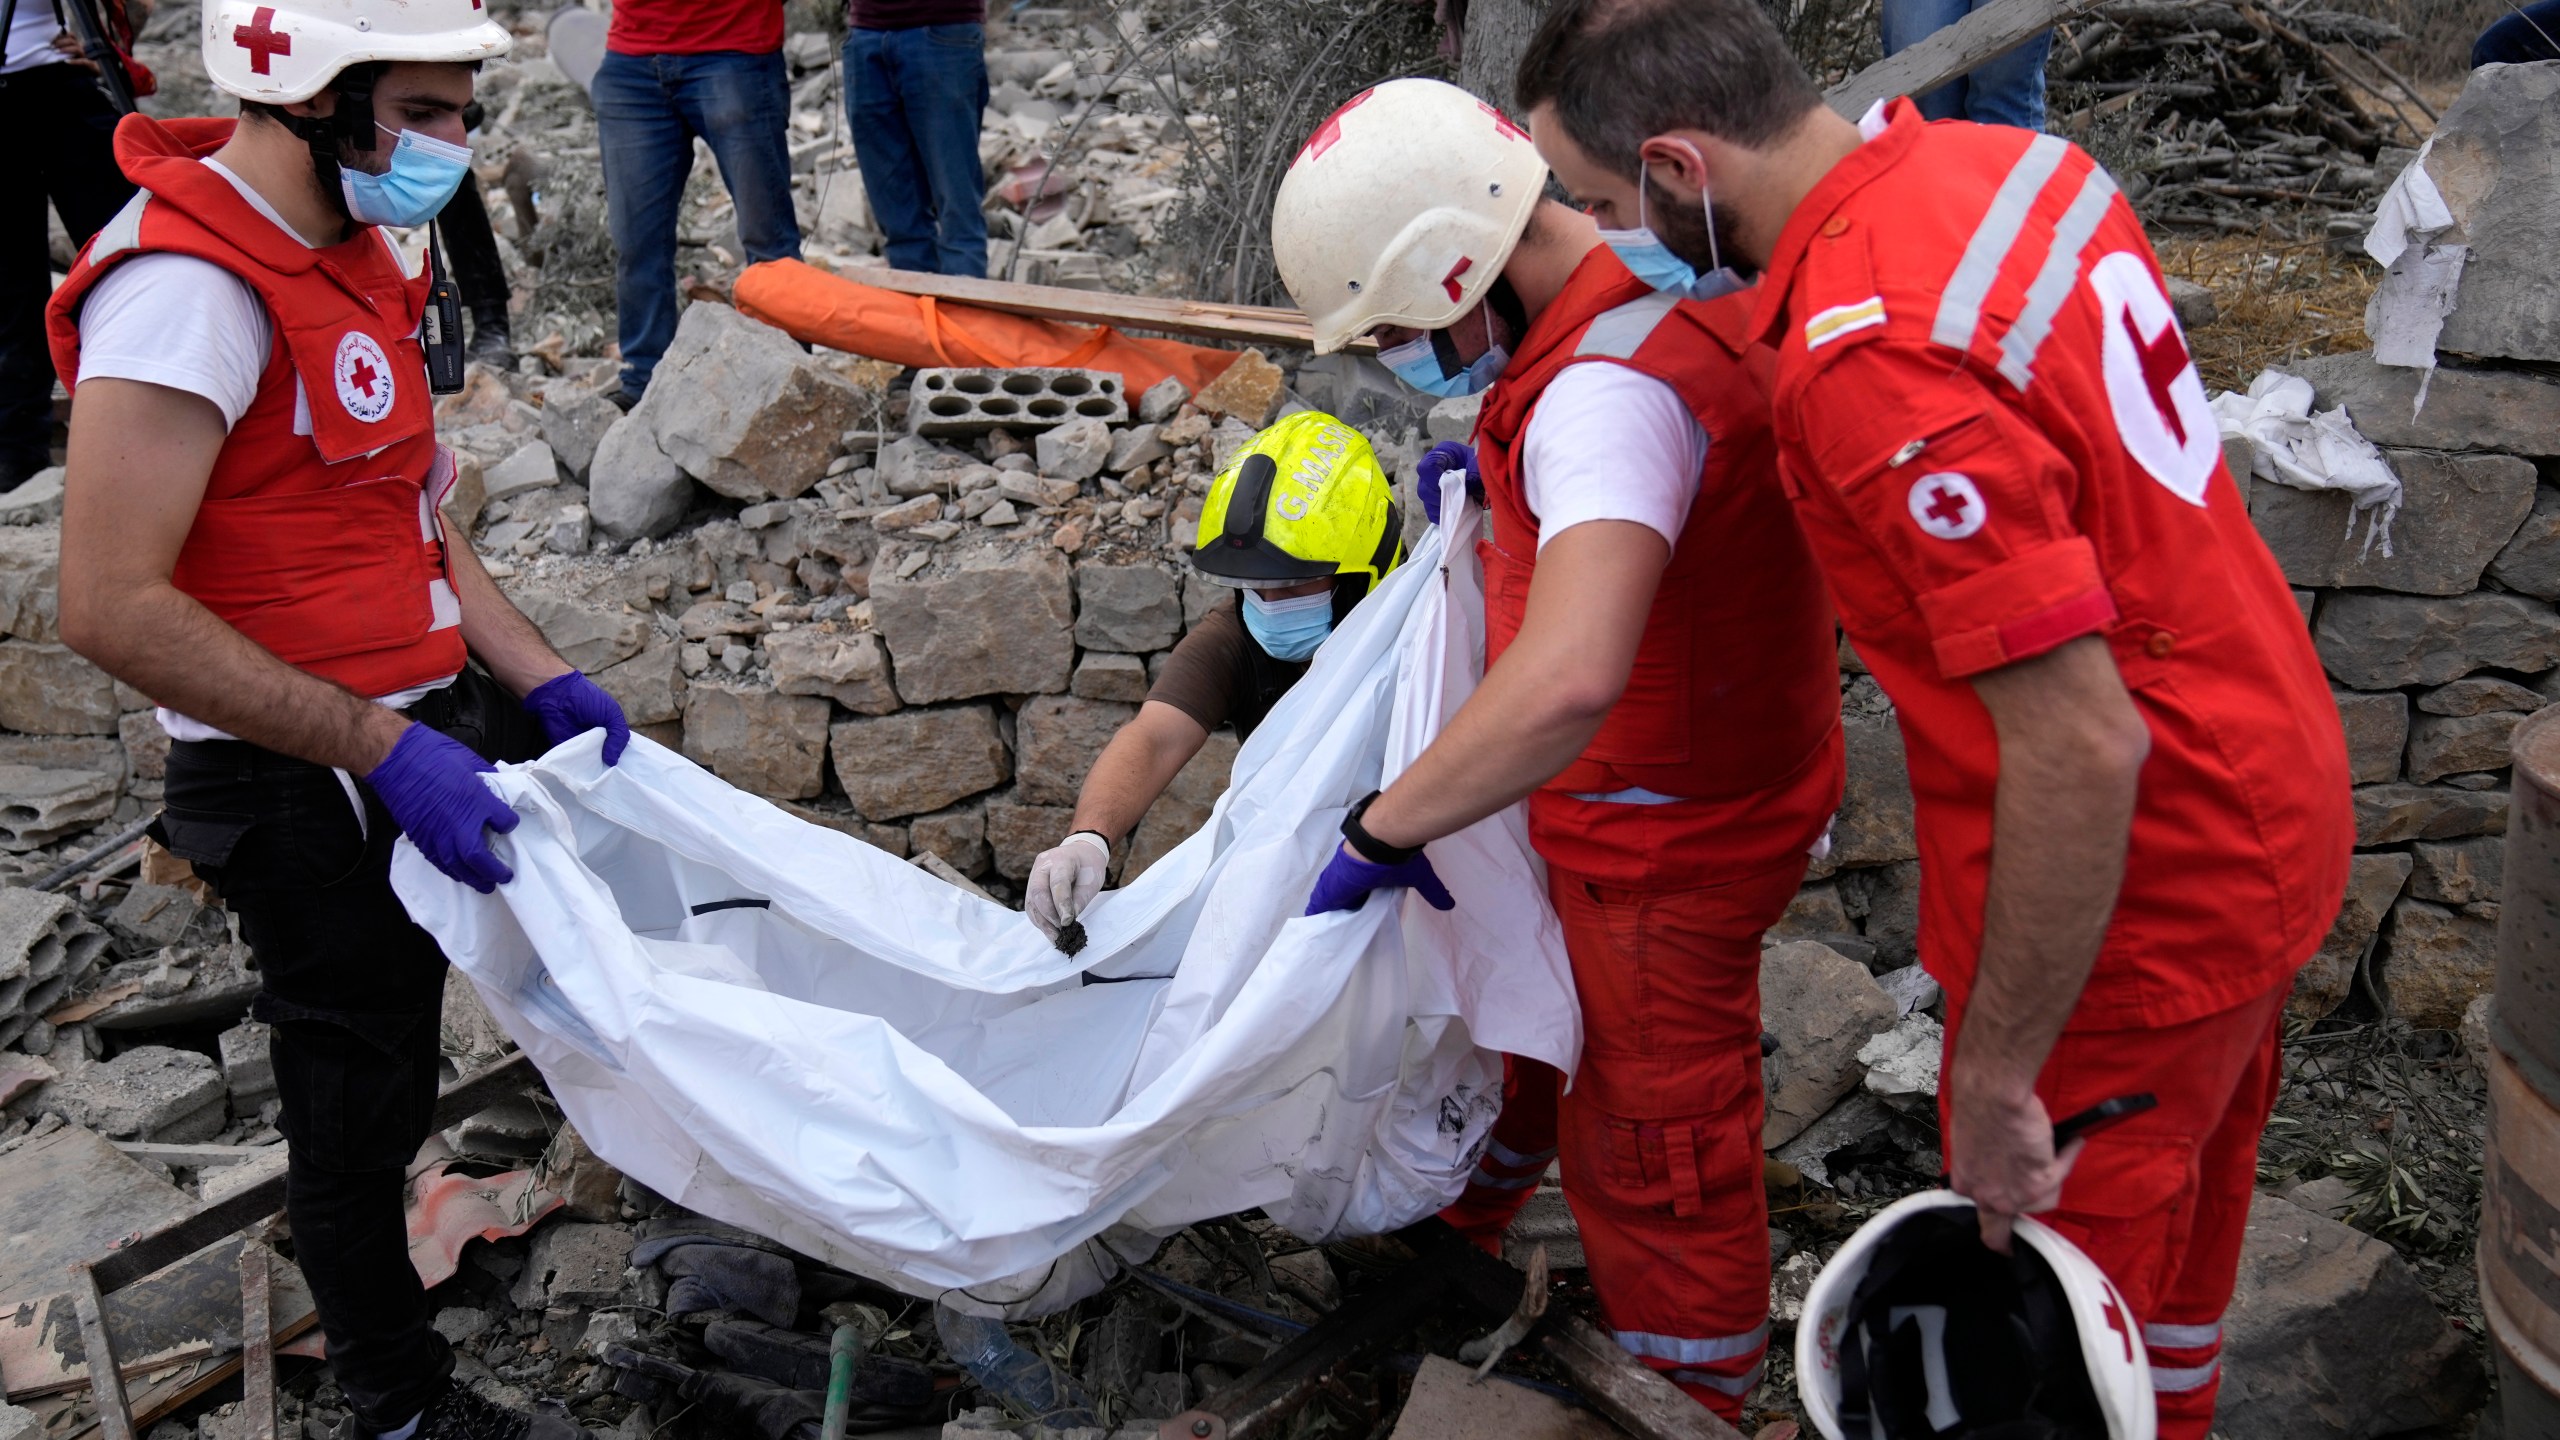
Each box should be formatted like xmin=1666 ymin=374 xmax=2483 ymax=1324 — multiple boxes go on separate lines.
xmin=108 ymin=1142 xmax=279 ymax=1169
xmin=4 ymin=1236 xmax=315 ymax=1400
xmin=69 ymin=1269 xmax=131 ymax=1440
xmin=1826 ymin=0 xmax=2102 ymax=117
xmin=1536 ymin=1316 xmax=1743 ymax=1440
xmin=238 ymin=1245 xmax=274 ymax=1440
xmin=0 ymin=1130 xmax=191 ymax=1303
xmin=829 ymin=266 xmax=1338 ymax=350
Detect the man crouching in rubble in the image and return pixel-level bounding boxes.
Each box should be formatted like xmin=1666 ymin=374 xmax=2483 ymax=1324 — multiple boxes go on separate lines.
xmin=44 ymin=3 xmax=627 ymax=1437
xmin=1025 ymin=411 xmax=1403 ymax=941
xmin=1273 ymin=79 xmax=1845 ymax=1421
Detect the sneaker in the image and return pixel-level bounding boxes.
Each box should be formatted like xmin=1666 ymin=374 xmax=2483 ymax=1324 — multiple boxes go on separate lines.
xmin=608 ymin=387 xmax=642 ymax=413
xmin=402 ymin=1381 xmax=585 ymax=1440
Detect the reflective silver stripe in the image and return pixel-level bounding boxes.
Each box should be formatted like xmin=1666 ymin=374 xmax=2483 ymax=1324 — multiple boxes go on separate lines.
xmin=2149 ymin=1357 xmax=2220 ymax=1393
xmin=85 ymin=190 xmax=151 ymax=268
xmin=1563 ymin=786 xmax=1687 ymax=805
xmin=1929 ymin=134 xmax=2070 ymax=354
xmin=1486 ymin=1138 xmax=1558 ymax=1169
xmin=1614 ymin=1321 xmax=1770 ymax=1365
xmin=1577 ymin=290 xmax=1682 ymax=360
xmin=2142 ymin=1320 xmax=2222 ymax=1351
xmin=1668 ymin=1358 xmax=1766 ymax=1396
xmin=1467 ymin=1166 xmax=1542 ymax=1191
xmin=1994 ymin=163 xmax=2122 ymax=390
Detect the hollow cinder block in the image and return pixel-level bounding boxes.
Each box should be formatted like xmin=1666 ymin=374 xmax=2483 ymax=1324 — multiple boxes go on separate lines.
xmin=908 ymin=367 xmax=1128 ymax=436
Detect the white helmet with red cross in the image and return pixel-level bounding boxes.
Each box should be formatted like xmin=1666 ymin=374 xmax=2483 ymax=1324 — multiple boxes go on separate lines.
xmin=1271 ymin=78 xmax=1550 ymax=355
xmin=1797 ymin=1190 xmax=2157 ymax=1440
xmin=204 ymin=0 xmax=511 ymax=105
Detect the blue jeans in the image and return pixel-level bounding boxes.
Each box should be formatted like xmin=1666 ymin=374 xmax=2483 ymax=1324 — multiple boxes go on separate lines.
xmin=594 ymin=49 xmax=803 ymax=397
xmin=1881 ymin=0 xmax=2051 ymax=130
xmin=844 ymin=24 xmax=990 ymax=277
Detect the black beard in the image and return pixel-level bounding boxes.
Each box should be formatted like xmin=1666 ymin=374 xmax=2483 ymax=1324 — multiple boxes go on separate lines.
xmin=1644 ymin=173 xmax=1758 ymax=283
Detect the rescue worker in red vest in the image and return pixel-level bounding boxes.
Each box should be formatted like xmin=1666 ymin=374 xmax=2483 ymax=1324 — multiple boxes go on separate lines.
xmin=1511 ymin=2 xmax=2354 ymax=1433
xmin=1276 ymin=78 xmax=1846 ymax=1420
xmin=46 ymin=4 xmax=627 ymax=1438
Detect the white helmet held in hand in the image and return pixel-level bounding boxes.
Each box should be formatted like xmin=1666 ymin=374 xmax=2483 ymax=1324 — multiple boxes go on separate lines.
xmin=1797 ymin=1190 xmax=2156 ymax=1440
xmin=1271 ymin=77 xmax=1550 ymax=354
xmin=204 ymin=0 xmax=511 ymax=105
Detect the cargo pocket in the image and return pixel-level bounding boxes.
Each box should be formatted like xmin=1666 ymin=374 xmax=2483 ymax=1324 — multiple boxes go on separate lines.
xmin=2044 ymin=1135 xmax=2199 ymax=1310
xmin=265 ymin=1008 xmax=441 ymax=1173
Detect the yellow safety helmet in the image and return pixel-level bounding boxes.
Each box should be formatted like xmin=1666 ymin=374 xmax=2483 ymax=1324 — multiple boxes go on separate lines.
xmin=1191 ymin=412 xmax=1404 ymax=610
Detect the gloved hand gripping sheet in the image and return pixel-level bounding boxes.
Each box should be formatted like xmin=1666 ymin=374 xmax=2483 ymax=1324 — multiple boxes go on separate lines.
xmin=391 ymin=477 xmax=1579 ymax=1315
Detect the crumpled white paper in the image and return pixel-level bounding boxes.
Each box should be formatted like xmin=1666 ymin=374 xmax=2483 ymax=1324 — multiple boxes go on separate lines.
xmin=2362 ymin=141 xmax=2469 ymax=407
xmin=2210 ymin=369 xmax=2404 ymax=556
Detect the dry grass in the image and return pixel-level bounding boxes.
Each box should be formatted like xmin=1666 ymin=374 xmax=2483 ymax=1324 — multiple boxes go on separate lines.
xmin=2154 ymin=232 xmax=2381 ymax=393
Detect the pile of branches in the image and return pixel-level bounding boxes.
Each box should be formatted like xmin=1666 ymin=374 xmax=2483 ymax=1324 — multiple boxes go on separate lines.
xmin=2049 ymin=0 xmax=2435 ymax=231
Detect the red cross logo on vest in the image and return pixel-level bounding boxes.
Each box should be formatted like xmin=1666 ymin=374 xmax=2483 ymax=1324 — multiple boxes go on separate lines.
xmin=1908 ymin=471 xmax=1986 ymax=541
xmin=232 ymin=6 xmax=291 ymax=74
xmin=2099 ymin=1295 xmax=2134 ymax=1363
xmin=2126 ymin=307 xmax=2192 ymax=446
xmin=2089 ymin=251 xmax=2217 ymax=507
xmin=334 ymin=332 xmax=396 ymax=423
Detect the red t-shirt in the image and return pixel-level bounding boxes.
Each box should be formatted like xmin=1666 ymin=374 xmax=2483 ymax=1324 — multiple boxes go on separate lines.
xmin=608 ymin=0 xmax=783 ymax=55
xmin=1749 ymin=100 xmax=2353 ymax=1030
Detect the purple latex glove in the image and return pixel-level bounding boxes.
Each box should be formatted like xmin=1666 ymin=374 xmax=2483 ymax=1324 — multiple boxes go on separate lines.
xmin=1415 ymin=441 xmax=1482 ymax=527
xmin=524 ymin=669 xmax=630 ymax=764
xmin=368 ymin=724 xmax=519 ymax=892
xmin=1304 ymin=843 xmax=1457 ymax=916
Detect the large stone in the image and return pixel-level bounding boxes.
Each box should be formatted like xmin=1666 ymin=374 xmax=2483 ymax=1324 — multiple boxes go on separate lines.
xmin=2418 ymin=675 xmax=2544 ymax=715
xmin=589 ymin=412 xmax=695 ymax=541
xmin=1192 ymin=350 xmax=1286 ymax=427
xmin=907 ymin=802 xmax=987 ymax=875
xmin=767 ymin=628 xmax=900 ymax=714
xmin=2411 ymin=834 xmax=2501 ymax=905
xmin=641 ymin=304 xmax=861 ymax=502
xmin=2353 ymin=782 xmax=2507 ymax=846
xmin=542 ymin=381 xmax=626 ymax=481
xmin=2333 ymin=690 xmax=2409 ymax=784
xmin=2313 ymin=591 xmax=2560 ymax=689
xmin=828 ymin=705 xmax=1009 ymax=819
xmin=1759 ymin=941 xmax=1899 ymax=1148
xmin=875 ymin=436 xmax=977 ymax=497
xmin=1072 ymin=652 xmax=1150 ymax=703
xmin=2426 ymin=61 xmax=2560 ymax=365
xmin=510 ymin=1221 xmax=634 ymax=1310
xmin=984 ymin=797 xmax=1076 ymax=881
xmin=594 ymin=641 xmax=686 ymax=727
xmin=1013 ymin=695 xmax=1135 ymax=807
xmin=2289 ymin=852 xmax=2411 ymax=1021
xmin=1074 ymin=562 xmax=1181 ymax=653
xmin=44 ymin=1045 xmax=227 ymax=1141
xmin=871 ymin=544 xmax=1075 ymax=702
xmin=1033 ymin=417 xmax=1111 ymax=483
xmin=0 ymin=766 xmax=116 ymax=851
xmin=2491 ymin=485 xmax=2560 ymax=600
xmin=513 ymin=588 xmax=649 ymax=673
xmin=1125 ymin=731 xmax=1239 ymax=881
xmin=0 ymin=642 xmax=120 ymax=735
xmin=1831 ymin=711 xmax=1917 ymax=867
xmin=2215 ymin=1193 xmax=2479 ymax=1438
xmin=2406 ymin=709 xmax=2523 ymax=782
xmin=2249 ymin=452 xmax=2535 ymax=594
xmin=680 ymin=686 xmax=831 ymax=798
xmin=482 ymin=440 xmax=561 ymax=503
xmin=2380 ymin=898 xmax=2497 ymax=1030
xmin=2290 ymin=351 xmax=2560 ymax=456
xmin=0 ymin=526 xmax=58 ymax=642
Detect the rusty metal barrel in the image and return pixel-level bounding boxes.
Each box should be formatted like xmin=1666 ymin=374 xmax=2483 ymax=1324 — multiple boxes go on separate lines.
xmin=2484 ymin=706 xmax=2560 ymax=1435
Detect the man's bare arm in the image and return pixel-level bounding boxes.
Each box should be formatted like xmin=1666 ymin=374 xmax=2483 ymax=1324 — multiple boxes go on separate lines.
xmin=57 ymin=378 xmax=410 ymax=772
xmin=1070 ymin=701 xmax=1210 ymax=842
xmin=444 ymin=534 xmax=572 ymax=697
xmin=1947 ymin=633 xmax=2152 ymax=1249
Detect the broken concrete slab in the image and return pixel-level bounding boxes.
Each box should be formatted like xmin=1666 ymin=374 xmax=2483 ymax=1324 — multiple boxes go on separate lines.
xmin=106 ymin=883 xmax=205 ymax=953
xmin=88 ymin=944 xmax=262 ymax=1031
xmin=1385 ymin=1354 xmax=1618 ymax=1440
xmin=42 ymin=1045 xmax=227 ymax=1142
xmin=219 ymin=1020 xmax=274 ymax=1115
xmin=642 ymin=304 xmax=862 ymax=503
xmin=0 ymin=765 xmax=116 ymax=851
xmin=0 ymin=1123 xmax=190 ymax=1301
xmin=1760 ymin=941 xmax=1899 ymax=1148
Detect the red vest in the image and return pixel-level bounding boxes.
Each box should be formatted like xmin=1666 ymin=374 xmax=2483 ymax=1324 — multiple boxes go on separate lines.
xmin=1475 ymin=251 xmax=1842 ymax=883
xmin=47 ymin=115 xmax=465 ymax=701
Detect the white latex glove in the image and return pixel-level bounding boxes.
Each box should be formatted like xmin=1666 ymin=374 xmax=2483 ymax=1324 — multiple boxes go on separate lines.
xmin=1025 ymin=830 xmax=1110 ymax=940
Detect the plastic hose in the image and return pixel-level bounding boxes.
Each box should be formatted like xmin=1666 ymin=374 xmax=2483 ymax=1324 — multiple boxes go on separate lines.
xmin=820 ymin=1323 xmax=859 ymax=1440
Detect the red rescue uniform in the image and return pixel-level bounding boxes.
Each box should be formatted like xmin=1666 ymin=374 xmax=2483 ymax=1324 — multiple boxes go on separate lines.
xmin=47 ymin=116 xmax=466 ymax=703
xmin=1440 ymin=248 xmax=1844 ymax=1418
xmin=1748 ymin=99 xmax=2353 ymax=1435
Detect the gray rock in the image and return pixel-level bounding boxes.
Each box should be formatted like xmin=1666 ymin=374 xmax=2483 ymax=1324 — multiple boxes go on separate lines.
xmin=1856 ymin=1012 xmax=1942 ymax=1105
xmin=1838 ymin=860 xmax=1922 ymax=968
xmin=106 ymin=883 xmax=203 ymax=953
xmin=680 ymin=686 xmax=832 ymax=799
xmin=2411 ymin=835 xmax=2501 ymax=906
xmin=1875 ymin=964 xmax=1941 ymax=1016
xmin=1012 ymin=695 xmax=1137 ymax=807
xmin=433 ymin=1307 xmax=494 ymax=1345
xmin=1072 ymin=652 xmax=1151 ymax=703
xmin=1772 ymin=1091 xmax=1894 ymax=1187
xmin=642 ymin=304 xmax=860 ymax=502
xmin=1124 ymin=731 xmax=1239 ymax=882
xmin=1425 ymin=392 xmax=1484 ymax=444
xmin=871 ymin=495 xmax=941 ymax=532
xmin=767 ymin=628 xmax=899 ymax=714
xmin=2354 ymin=782 xmax=2507 ymax=846
xmin=1193 ymin=350 xmax=1287 ymax=428
xmin=2427 ymin=61 xmax=2560 ymax=365
xmin=2418 ymin=676 xmax=2544 ymax=715
xmin=2406 ymin=709 xmax=2523 ymax=782
xmin=907 ymin=802 xmax=987 ymax=875
xmin=2164 ymin=275 xmax=2217 ymax=329
xmin=483 ymin=441 xmax=561 ymax=503
xmin=218 ymin=1020 xmax=274 ymax=1107
xmin=0 ymin=526 xmax=58 ymax=642
xmin=1759 ymin=941 xmax=1899 ymax=1148
xmin=1181 ymin=571 xmax=1229 ymax=630
xmin=1074 ymin=562 xmax=1181 ymax=654
xmin=2215 ymin=1193 xmax=2479 ymax=1438
xmin=1136 ymin=376 xmax=1189 ymax=424
xmin=1035 ymin=416 xmax=1112 ymax=483
xmin=44 ymin=1045 xmax=227 ymax=1141
xmin=2291 ymin=351 xmax=2560 ymax=456
xmin=2380 ymin=898 xmax=2496 ymax=1030
xmin=871 ymin=544 xmax=1075 ymax=702
xmin=0 ymin=642 xmax=119 ymax=735
xmin=589 ymin=413 xmax=695 ymax=541
xmin=2333 ymin=690 xmax=2410 ymax=784
xmin=594 ymin=641 xmax=686 ymax=727
xmin=984 ymin=797 xmax=1077 ymax=881
xmin=541 ymin=382 xmax=626 ymax=480
xmin=2250 ymin=452 xmax=2535 ymax=594
xmin=513 ymin=589 xmax=650 ymax=674
xmin=509 ymin=1221 xmax=633 ymax=1310
xmin=876 ymin=436 xmax=977 ymax=497
xmin=0 ymin=766 xmax=116 ymax=851
xmin=89 ymin=944 xmax=261 ymax=1030
xmin=1769 ymin=882 xmax=1852 ymax=943
xmin=547 ymin=504 xmax=592 ymax=555
xmin=2290 ymin=853 xmax=2412 ymax=1022
xmin=2313 ymin=591 xmax=2560 ymax=689
xmin=830 ymin=705 xmax=1010 ymax=821
xmin=1106 ymin=423 xmax=1170 ymax=474
xmin=0 ymin=469 xmax=63 ymax=526
xmin=1830 ymin=711 xmax=1917 ymax=868
xmin=2492 ymin=484 xmax=2560 ymax=600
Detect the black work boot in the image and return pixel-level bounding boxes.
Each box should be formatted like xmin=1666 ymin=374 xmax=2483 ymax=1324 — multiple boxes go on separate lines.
xmin=465 ymin=304 xmax=514 ymax=368
xmin=396 ymin=1381 xmax=584 ymax=1440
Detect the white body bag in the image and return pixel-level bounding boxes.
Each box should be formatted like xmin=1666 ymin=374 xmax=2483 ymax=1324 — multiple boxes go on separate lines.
xmin=393 ymin=483 xmax=1580 ymax=1313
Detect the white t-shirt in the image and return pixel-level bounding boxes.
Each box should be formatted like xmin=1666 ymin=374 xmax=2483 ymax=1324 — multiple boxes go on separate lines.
xmin=2 ymin=0 xmax=66 ymax=74
xmin=1516 ymin=362 xmax=1708 ymax=551
xmin=74 ymin=160 xmax=455 ymax=741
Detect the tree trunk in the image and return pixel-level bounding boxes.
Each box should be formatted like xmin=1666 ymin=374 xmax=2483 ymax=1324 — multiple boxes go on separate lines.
xmin=1458 ymin=0 xmax=1560 ymax=114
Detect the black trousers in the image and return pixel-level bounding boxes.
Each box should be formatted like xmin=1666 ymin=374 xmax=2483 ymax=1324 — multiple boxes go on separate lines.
xmin=440 ymin=179 xmax=509 ymax=319
xmin=2 ymin=62 xmax=135 ymax=476
xmin=156 ymin=670 xmax=545 ymax=1433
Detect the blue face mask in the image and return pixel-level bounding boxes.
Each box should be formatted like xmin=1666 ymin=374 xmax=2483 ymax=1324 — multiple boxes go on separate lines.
xmin=1379 ymin=307 xmax=1509 ymax=398
xmin=340 ymin=124 xmax=474 ymax=229
xmin=1597 ymin=152 xmax=1745 ymax=302
xmin=1241 ymin=588 xmax=1334 ymax=663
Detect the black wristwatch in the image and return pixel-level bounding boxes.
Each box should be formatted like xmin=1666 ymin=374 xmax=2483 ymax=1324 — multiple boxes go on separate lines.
xmin=1341 ymin=791 xmax=1424 ymax=866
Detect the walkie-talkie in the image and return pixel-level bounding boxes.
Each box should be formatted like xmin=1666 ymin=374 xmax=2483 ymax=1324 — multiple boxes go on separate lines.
xmin=423 ymin=221 xmax=466 ymax=394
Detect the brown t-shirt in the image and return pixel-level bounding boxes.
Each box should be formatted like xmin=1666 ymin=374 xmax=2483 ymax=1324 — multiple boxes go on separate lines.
xmin=1148 ymin=600 xmax=1250 ymax=733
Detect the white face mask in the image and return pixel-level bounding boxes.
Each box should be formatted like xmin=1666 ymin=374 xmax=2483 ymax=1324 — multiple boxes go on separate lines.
xmin=1595 ymin=143 xmax=1741 ymax=301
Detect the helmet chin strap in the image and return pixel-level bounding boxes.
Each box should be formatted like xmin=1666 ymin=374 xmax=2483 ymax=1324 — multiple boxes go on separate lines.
xmin=280 ymin=63 xmax=383 ymax=222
